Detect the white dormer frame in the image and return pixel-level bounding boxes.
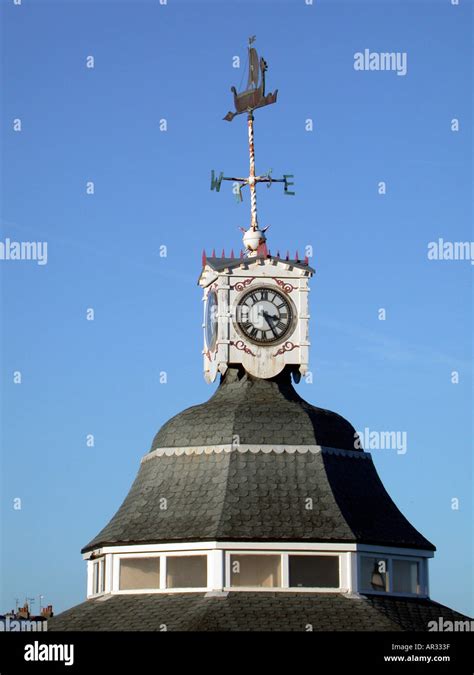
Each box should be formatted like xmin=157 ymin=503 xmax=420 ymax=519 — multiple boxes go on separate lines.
xmin=223 ymin=550 xmax=349 ymax=593
xmin=357 ymin=552 xmax=429 ymax=598
xmin=84 ymin=541 xmax=432 ymax=599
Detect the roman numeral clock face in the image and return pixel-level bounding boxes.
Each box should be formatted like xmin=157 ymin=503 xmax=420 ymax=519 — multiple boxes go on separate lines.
xmin=236 ymin=287 xmax=294 ymax=345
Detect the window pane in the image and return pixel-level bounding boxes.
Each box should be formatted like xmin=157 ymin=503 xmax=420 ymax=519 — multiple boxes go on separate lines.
xmin=393 ymin=559 xmax=419 ymax=594
xmin=93 ymin=562 xmax=99 ymax=594
xmin=99 ymin=559 xmax=105 ymax=593
xmin=230 ymin=555 xmax=281 ymax=587
xmin=166 ymin=556 xmax=207 ymax=588
xmin=119 ymin=558 xmax=160 ymax=590
xmin=289 ymin=555 xmax=339 ymax=588
xmin=360 ymin=556 xmax=389 ymax=592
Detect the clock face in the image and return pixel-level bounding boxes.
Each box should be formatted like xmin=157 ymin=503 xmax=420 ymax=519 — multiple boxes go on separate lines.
xmin=205 ymin=290 xmax=218 ymax=350
xmin=236 ymin=286 xmax=294 ymax=345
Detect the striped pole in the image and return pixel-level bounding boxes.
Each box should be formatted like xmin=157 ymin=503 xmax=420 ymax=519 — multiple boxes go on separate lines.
xmin=247 ymin=112 xmax=258 ymax=231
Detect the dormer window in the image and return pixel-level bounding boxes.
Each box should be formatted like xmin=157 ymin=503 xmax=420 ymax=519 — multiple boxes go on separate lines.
xmin=359 ymin=554 xmax=424 ymax=596
xmin=360 ymin=556 xmax=389 ymax=592
xmin=392 ymin=559 xmax=420 ymax=594
xmin=230 ymin=555 xmax=281 ymax=588
xmin=289 ymin=555 xmax=339 ymax=588
xmin=166 ymin=555 xmax=207 ymax=589
xmin=119 ymin=558 xmax=160 ymax=591
xmin=92 ymin=558 xmax=105 ymax=595
xmin=227 ymin=552 xmax=341 ymax=590
xmin=87 ymin=547 xmax=430 ymax=598
xmin=115 ymin=554 xmax=208 ymax=592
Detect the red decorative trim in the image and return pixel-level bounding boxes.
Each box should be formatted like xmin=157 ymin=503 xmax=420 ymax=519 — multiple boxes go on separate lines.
xmin=273 ymin=278 xmax=296 ymax=294
xmin=230 ymin=340 xmax=256 ymax=356
xmin=273 ymin=341 xmax=298 ymax=357
xmin=231 ymin=277 xmax=255 ymax=292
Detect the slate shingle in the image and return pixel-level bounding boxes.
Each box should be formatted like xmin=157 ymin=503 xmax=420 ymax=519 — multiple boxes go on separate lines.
xmin=82 ymin=444 xmax=433 ymax=552
xmin=48 ymin=592 xmax=470 ymax=632
xmin=82 ymin=367 xmax=434 ymax=552
xmin=151 ymin=367 xmax=359 ymax=450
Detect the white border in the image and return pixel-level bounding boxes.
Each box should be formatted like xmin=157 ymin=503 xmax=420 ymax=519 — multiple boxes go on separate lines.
xmin=86 ymin=543 xmax=433 ymax=599
xmin=143 ymin=445 xmax=370 ymax=461
xmin=85 ymin=541 xmax=434 ymax=559
xmin=224 ymin=550 xmax=346 ymax=593
xmin=357 ymin=553 xmax=429 ymax=598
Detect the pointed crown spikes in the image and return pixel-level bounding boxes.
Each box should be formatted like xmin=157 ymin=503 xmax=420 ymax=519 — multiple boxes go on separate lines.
xmin=202 ymin=247 xmax=308 ymax=265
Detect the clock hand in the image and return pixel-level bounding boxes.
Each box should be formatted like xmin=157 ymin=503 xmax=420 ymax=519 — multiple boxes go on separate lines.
xmin=262 ymin=311 xmax=278 ymax=336
xmin=263 ymin=310 xmax=279 ymax=322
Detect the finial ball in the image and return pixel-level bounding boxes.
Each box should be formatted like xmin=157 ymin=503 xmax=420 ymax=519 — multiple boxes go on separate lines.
xmin=242 ymin=225 xmax=267 ymax=256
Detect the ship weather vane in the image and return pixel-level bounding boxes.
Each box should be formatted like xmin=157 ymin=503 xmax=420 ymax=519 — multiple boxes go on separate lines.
xmin=210 ymin=36 xmax=295 ymax=256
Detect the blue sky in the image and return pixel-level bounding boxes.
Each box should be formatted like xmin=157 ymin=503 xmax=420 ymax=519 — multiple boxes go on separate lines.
xmin=1 ymin=0 xmax=472 ymax=617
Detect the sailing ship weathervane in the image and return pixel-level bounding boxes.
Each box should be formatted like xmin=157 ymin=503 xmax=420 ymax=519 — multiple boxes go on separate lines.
xmin=211 ymin=37 xmax=295 ymax=256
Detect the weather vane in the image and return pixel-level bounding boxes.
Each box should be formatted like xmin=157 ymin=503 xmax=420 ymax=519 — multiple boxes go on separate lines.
xmin=211 ymin=36 xmax=295 ymax=256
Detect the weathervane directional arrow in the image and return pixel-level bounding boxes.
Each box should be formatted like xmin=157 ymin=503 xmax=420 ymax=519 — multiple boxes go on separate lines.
xmin=211 ymin=166 xmax=295 ymax=206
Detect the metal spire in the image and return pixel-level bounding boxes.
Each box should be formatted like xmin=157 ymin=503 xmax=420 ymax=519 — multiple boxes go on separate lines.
xmin=210 ymin=37 xmax=295 ymax=256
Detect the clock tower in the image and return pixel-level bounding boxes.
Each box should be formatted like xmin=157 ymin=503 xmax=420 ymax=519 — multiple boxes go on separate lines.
xmin=201 ymin=35 xmax=314 ymax=383
xmin=199 ymin=251 xmax=314 ymax=382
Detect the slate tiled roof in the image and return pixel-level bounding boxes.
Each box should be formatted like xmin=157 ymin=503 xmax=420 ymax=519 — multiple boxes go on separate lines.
xmin=82 ymin=448 xmax=434 ymax=552
xmin=82 ymin=366 xmax=433 ymax=553
xmin=151 ymin=367 xmax=358 ymax=450
xmin=48 ymin=592 xmax=469 ymax=632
